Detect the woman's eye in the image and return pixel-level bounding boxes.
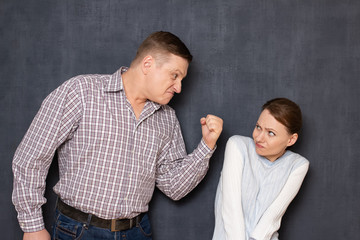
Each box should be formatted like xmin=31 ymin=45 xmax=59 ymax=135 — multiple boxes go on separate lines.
xmin=268 ymin=131 xmax=275 ymax=136
xmin=256 ymin=125 xmax=261 ymax=130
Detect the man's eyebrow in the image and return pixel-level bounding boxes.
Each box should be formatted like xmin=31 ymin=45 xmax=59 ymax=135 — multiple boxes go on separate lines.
xmin=172 ymin=68 xmax=185 ymax=77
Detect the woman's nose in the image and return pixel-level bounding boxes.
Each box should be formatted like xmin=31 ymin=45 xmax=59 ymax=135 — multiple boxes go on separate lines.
xmin=256 ymin=131 xmax=265 ymax=142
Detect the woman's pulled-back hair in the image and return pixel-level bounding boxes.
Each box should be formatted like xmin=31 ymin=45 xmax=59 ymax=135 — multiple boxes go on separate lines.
xmin=132 ymin=31 xmax=192 ymax=66
xmin=262 ymin=98 xmax=302 ymax=134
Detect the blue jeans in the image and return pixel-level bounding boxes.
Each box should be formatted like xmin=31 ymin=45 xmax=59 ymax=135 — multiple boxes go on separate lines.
xmin=52 ymin=209 xmax=152 ymax=240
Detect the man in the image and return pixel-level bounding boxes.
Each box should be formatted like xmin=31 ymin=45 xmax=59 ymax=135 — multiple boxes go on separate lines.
xmin=12 ymin=31 xmax=223 ymax=240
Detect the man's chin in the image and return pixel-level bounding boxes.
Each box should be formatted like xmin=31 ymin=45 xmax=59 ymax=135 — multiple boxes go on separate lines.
xmin=161 ymin=96 xmax=174 ymax=105
xmin=153 ymin=98 xmax=171 ymax=105
xmin=149 ymin=94 xmax=174 ymax=105
xmin=161 ymin=100 xmax=171 ymax=105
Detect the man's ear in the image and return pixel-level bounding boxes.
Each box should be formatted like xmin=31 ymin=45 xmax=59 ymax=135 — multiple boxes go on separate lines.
xmin=287 ymin=133 xmax=298 ymax=147
xmin=141 ymin=55 xmax=153 ymax=74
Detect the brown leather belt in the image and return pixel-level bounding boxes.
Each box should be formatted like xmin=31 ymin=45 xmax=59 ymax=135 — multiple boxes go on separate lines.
xmin=57 ymin=198 xmax=145 ymax=232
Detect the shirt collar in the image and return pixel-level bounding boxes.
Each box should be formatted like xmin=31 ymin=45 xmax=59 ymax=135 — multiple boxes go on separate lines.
xmin=104 ymin=66 xmax=128 ymax=92
xmin=146 ymin=100 xmax=162 ymax=112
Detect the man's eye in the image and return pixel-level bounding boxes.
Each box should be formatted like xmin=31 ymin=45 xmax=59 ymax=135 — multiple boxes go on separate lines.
xmin=173 ymin=74 xmax=178 ymax=79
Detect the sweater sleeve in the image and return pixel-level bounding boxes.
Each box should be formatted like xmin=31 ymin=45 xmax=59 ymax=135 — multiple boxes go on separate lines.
xmin=220 ymin=137 xmax=246 ymax=239
xmin=250 ymin=162 xmax=309 ymax=240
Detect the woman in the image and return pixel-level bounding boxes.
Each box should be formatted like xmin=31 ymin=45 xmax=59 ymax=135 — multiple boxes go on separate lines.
xmin=212 ymin=98 xmax=309 ymax=240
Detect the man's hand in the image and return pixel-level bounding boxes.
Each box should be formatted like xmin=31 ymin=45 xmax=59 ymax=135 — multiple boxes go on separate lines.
xmin=200 ymin=114 xmax=223 ymax=150
xmin=23 ymin=229 xmax=51 ymax=240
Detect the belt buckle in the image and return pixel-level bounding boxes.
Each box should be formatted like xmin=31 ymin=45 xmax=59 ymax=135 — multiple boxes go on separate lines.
xmin=111 ymin=219 xmax=119 ymax=232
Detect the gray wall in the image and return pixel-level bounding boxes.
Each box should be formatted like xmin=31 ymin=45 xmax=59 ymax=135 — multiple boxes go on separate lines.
xmin=1 ymin=0 xmax=359 ymax=239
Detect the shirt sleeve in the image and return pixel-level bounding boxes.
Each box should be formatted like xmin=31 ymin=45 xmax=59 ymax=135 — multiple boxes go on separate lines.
xmin=250 ymin=162 xmax=309 ymax=240
xmin=219 ymin=137 xmax=246 ymax=240
xmin=12 ymin=78 xmax=83 ymax=232
xmin=155 ymin=118 xmax=215 ymax=201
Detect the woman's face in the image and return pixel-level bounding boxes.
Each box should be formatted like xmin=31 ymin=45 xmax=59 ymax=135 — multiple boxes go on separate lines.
xmin=252 ymin=109 xmax=298 ymax=162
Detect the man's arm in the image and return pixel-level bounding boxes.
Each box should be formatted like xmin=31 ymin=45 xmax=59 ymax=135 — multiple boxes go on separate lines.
xmin=12 ymin=78 xmax=83 ymax=234
xmin=23 ymin=229 xmax=50 ymax=240
xmin=155 ymin=114 xmax=223 ymax=201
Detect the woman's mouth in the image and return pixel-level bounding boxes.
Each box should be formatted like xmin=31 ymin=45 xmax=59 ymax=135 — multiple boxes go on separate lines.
xmin=255 ymin=142 xmax=264 ymax=148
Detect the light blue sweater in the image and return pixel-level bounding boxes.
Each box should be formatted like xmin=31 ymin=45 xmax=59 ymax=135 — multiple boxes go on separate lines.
xmin=213 ymin=136 xmax=309 ymax=240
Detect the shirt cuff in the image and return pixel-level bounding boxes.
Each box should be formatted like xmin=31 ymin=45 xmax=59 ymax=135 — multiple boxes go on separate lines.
xmin=18 ymin=216 xmax=45 ymax=233
xmin=199 ymin=138 xmax=216 ymax=159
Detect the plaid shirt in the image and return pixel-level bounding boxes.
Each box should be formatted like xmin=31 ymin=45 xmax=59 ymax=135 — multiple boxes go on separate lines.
xmin=12 ymin=67 xmax=214 ymax=232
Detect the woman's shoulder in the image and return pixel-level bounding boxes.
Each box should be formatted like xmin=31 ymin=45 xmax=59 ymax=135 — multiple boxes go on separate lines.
xmin=228 ymin=135 xmax=253 ymax=145
xmin=285 ymin=151 xmax=310 ymax=169
xmin=226 ymin=135 xmax=255 ymax=152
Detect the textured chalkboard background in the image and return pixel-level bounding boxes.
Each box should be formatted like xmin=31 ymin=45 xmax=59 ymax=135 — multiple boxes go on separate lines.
xmin=1 ymin=0 xmax=359 ymax=239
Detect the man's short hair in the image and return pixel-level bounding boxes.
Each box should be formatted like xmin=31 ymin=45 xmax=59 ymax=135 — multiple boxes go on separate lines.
xmin=131 ymin=31 xmax=192 ymax=66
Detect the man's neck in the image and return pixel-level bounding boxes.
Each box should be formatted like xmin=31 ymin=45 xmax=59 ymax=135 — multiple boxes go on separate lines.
xmin=122 ymin=68 xmax=147 ymax=119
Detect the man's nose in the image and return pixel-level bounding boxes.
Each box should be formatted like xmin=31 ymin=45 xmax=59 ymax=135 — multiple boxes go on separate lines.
xmin=174 ymin=81 xmax=182 ymax=94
